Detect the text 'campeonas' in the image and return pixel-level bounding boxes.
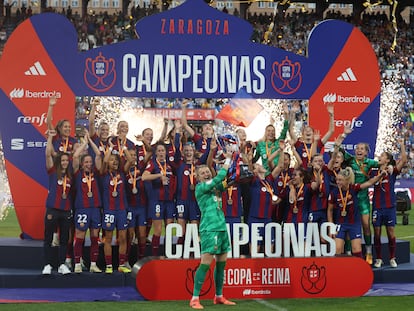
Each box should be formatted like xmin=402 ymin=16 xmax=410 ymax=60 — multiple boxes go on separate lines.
xmin=122 ymin=54 xmax=266 ymax=94
xmin=164 ymin=222 xmax=336 ymax=259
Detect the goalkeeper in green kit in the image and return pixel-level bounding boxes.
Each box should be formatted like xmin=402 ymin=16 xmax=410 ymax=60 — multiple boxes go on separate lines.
xmin=189 ymin=149 xmax=236 ymax=310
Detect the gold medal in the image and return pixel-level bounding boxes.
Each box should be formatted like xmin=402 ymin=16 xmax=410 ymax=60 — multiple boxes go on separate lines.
xmin=293 ymin=207 xmax=298 ymax=214
xmin=62 ymin=193 xmax=67 ymax=200
xmin=227 ymin=199 xmax=233 ymax=205
xmin=132 ymin=188 xmax=138 ymax=194
xmin=156 ymin=212 xmax=160 ymax=218
xmin=341 ymin=210 xmax=347 ymax=217
xmin=190 ymin=184 xmax=195 ymax=191
xmin=87 ymin=191 xmax=93 ymax=198
xmin=112 ymin=191 xmax=118 ymax=197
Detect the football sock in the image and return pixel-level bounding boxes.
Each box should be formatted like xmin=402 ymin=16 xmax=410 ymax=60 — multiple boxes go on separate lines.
xmin=364 ymin=235 xmax=372 ymax=253
xmin=193 ymin=263 xmax=210 ymax=297
xmin=214 ymin=261 xmax=226 ymax=296
xmin=74 ymin=238 xmax=84 ymax=264
xmin=90 ymin=237 xmax=99 ymax=262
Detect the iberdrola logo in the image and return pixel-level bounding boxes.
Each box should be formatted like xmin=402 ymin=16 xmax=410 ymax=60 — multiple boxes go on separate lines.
xmin=84 ymin=52 xmax=116 ymax=92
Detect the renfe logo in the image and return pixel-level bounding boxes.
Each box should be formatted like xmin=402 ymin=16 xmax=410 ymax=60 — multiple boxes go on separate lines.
xmin=17 ymin=113 xmax=47 ymax=127
xmin=334 ymin=117 xmax=363 ymax=128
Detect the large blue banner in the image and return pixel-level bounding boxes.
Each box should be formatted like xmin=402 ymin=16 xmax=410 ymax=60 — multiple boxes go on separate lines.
xmin=0 ymin=0 xmax=381 ymax=239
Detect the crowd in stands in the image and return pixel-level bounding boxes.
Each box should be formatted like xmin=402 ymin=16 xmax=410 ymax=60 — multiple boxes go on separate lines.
xmin=1 ymin=3 xmax=413 ymax=177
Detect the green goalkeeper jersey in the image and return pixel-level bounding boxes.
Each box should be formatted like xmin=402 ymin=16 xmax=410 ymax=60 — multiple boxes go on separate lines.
xmin=195 ymin=168 xmax=228 ymax=233
xmin=344 ymin=152 xmax=379 ymax=184
xmin=255 ymin=120 xmax=289 ymax=174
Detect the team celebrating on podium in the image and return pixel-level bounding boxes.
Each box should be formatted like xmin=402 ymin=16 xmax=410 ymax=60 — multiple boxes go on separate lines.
xmin=41 ymin=96 xmax=407 ymax=308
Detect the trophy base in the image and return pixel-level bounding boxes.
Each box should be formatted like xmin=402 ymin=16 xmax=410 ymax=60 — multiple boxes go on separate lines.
xmin=228 ymin=164 xmax=254 ymax=186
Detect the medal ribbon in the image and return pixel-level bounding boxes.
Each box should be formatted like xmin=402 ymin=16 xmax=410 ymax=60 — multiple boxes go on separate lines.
xmin=356 ymin=159 xmax=370 ymax=178
xmin=377 ymin=169 xmax=386 ymax=192
xmin=265 ymin=141 xmax=274 ymax=159
xmin=156 ymin=160 xmax=167 ymax=176
xmin=61 ymin=137 xmax=69 ymax=152
xmin=294 ymin=183 xmax=304 ymax=209
xmin=62 ymin=175 xmax=67 ymax=196
xmin=313 ymin=171 xmax=324 ymax=193
xmin=110 ymin=172 xmax=118 ymax=193
xmin=129 ymin=167 xmax=138 ymax=190
xmin=189 ymin=163 xmax=195 ymax=186
xmin=281 ymin=170 xmax=289 ymax=188
xmin=260 ymin=179 xmax=275 ymax=199
xmin=172 ymin=141 xmax=182 ymax=154
xmin=303 ymin=142 xmax=313 ymax=164
xmin=100 ymin=141 xmax=109 ymax=154
xmin=84 ymin=171 xmax=93 ymax=194
xmin=141 ymin=144 xmax=147 ymax=157
xmin=117 ymin=137 xmax=126 ymax=157
xmin=339 ymin=187 xmax=349 ymax=215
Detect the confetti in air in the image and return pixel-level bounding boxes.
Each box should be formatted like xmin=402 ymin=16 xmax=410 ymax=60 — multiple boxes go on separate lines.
xmin=375 ymin=77 xmax=407 ymax=157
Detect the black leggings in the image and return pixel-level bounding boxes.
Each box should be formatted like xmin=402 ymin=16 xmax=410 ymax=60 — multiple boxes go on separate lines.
xmin=43 ymin=208 xmax=72 ymax=267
